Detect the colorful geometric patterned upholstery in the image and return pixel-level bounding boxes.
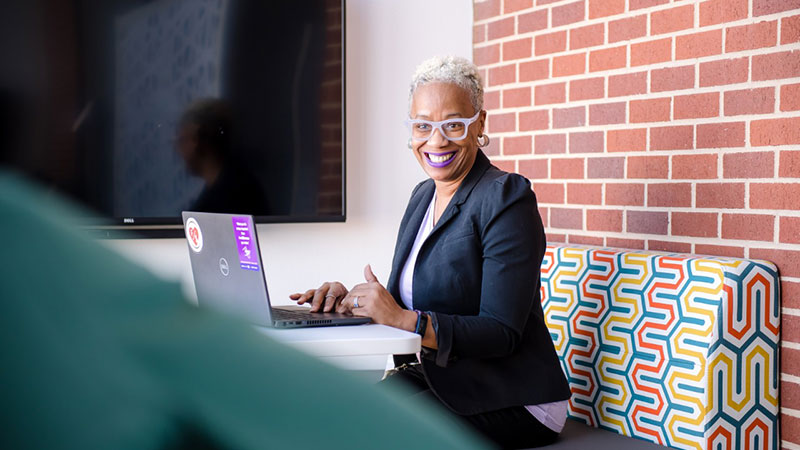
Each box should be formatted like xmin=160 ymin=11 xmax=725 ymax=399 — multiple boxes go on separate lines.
xmin=541 ymin=246 xmax=780 ymax=450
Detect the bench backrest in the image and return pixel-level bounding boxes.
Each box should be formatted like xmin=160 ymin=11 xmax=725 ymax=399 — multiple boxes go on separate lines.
xmin=540 ymin=245 xmax=780 ymax=450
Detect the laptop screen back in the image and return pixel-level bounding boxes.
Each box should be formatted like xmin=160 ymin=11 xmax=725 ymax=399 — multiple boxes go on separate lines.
xmin=182 ymin=211 xmax=274 ymax=326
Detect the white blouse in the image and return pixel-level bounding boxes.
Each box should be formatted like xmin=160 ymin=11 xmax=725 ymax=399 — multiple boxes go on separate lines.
xmin=398 ymin=193 xmax=436 ymax=310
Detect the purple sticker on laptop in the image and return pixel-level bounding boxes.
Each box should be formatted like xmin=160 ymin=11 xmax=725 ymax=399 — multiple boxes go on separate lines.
xmin=232 ymin=216 xmax=259 ymax=271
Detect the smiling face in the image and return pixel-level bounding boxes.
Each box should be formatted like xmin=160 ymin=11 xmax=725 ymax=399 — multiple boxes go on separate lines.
xmin=409 ymin=82 xmax=486 ymax=188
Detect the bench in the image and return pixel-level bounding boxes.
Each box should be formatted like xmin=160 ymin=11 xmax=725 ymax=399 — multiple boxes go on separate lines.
xmin=539 ymin=245 xmax=781 ymax=450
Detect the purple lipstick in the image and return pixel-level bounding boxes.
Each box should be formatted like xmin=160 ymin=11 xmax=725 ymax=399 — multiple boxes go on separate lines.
xmin=425 ymin=151 xmax=457 ymax=168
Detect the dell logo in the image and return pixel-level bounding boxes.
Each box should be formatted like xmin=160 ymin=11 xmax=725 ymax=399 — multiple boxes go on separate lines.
xmin=123 ymin=218 xmax=134 ymax=223
xmin=219 ymin=257 xmax=230 ymax=276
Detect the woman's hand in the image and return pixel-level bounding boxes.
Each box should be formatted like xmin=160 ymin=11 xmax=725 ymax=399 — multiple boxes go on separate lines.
xmin=340 ymin=265 xmax=417 ymax=331
xmin=289 ymin=281 xmax=349 ymax=313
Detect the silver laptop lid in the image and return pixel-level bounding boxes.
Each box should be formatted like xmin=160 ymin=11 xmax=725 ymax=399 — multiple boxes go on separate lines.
xmin=182 ymin=211 xmax=273 ymax=326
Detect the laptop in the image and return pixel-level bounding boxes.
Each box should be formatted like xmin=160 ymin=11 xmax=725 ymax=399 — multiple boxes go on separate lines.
xmin=182 ymin=211 xmax=371 ymax=328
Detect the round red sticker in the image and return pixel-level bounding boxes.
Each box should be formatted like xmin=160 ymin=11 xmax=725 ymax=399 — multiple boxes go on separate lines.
xmin=185 ymin=217 xmax=203 ymax=253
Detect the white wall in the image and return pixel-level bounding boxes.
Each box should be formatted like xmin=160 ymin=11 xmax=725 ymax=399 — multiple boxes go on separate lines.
xmin=108 ymin=0 xmax=473 ymax=305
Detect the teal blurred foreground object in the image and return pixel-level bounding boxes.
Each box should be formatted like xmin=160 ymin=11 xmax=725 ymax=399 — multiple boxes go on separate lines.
xmin=0 ymin=172 xmax=488 ymax=450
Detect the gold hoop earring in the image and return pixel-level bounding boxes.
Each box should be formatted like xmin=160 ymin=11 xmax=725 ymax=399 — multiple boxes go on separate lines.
xmin=477 ymin=134 xmax=490 ymax=148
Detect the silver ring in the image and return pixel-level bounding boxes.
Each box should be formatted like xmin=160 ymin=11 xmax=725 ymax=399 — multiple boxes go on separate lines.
xmin=353 ymin=296 xmax=360 ymax=308
xmin=324 ymin=294 xmax=336 ymax=299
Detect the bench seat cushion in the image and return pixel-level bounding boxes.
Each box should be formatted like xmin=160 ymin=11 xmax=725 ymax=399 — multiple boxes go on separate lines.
xmin=540 ymin=246 xmax=780 ymax=450
xmin=544 ymin=419 xmax=670 ymax=449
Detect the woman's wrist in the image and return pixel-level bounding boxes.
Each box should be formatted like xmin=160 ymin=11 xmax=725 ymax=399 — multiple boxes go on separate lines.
xmin=395 ymin=309 xmax=419 ymax=332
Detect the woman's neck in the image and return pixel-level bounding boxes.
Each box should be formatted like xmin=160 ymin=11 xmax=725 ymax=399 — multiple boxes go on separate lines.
xmin=433 ymin=172 xmax=468 ymax=200
xmin=432 ymin=178 xmax=463 ymax=225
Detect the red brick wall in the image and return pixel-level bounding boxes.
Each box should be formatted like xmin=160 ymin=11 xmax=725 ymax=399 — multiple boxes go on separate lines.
xmin=473 ymin=0 xmax=800 ymax=447
xmin=317 ymin=0 xmax=344 ymax=214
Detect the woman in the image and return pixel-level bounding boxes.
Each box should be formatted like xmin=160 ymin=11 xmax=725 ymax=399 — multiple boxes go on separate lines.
xmin=291 ymin=56 xmax=571 ymax=448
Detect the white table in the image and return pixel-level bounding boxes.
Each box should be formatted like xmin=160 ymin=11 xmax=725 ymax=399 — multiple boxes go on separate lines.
xmin=257 ymin=324 xmax=420 ymax=380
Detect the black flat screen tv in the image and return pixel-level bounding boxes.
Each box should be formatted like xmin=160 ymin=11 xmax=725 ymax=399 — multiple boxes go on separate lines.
xmin=0 ymin=0 xmax=345 ymax=237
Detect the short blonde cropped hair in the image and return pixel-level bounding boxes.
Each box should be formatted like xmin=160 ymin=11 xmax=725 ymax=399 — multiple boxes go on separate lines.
xmin=409 ymin=55 xmax=484 ymax=114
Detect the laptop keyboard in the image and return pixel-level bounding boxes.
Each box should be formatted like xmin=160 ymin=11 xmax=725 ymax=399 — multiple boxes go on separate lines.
xmin=271 ymin=308 xmax=315 ymax=320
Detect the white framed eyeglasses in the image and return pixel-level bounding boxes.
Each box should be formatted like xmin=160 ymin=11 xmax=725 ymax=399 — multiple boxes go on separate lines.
xmin=405 ymin=110 xmax=481 ymax=142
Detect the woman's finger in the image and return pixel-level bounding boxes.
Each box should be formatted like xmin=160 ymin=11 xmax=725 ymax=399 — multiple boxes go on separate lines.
xmin=364 ymin=264 xmax=379 ymax=283
xmin=338 ymin=287 xmax=368 ymax=313
xmin=293 ymin=288 xmax=317 ymax=305
xmin=329 ymin=282 xmax=348 ymax=299
xmin=322 ymin=292 xmax=340 ymax=312
xmin=290 ymin=290 xmax=313 ymax=301
xmin=348 ymin=290 xmax=375 ymax=318
xmin=351 ymin=302 xmax=371 ymax=317
xmin=309 ymin=285 xmax=330 ymax=312
xmin=342 ymin=284 xmax=375 ymax=310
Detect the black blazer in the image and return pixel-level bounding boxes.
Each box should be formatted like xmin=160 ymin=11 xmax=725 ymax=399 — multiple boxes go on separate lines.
xmin=387 ymin=151 xmax=571 ymax=415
